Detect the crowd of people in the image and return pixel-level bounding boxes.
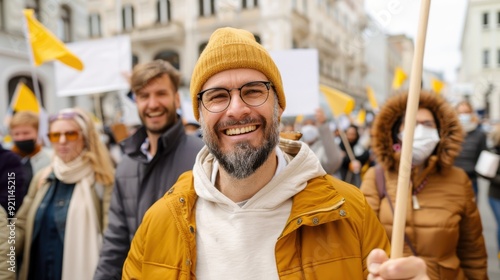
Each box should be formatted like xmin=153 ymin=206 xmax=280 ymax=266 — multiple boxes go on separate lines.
xmin=1 ymin=26 xmax=499 ymax=279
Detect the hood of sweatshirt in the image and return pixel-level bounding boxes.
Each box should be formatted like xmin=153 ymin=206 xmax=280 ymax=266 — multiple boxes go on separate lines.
xmin=193 ymin=138 xmax=326 ymax=210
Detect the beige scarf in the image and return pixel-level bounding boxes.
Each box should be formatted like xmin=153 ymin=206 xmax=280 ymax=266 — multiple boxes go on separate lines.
xmin=53 ymin=154 xmax=101 ymax=280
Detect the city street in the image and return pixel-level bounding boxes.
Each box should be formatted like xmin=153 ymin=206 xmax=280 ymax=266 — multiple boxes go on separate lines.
xmin=478 ymin=177 xmax=500 ymax=279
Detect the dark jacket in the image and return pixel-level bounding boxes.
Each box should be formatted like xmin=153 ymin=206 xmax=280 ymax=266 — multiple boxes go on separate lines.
xmin=487 ymin=146 xmax=500 ymax=200
xmin=0 ymin=144 xmax=25 ymax=216
xmin=94 ymin=118 xmax=204 ymax=280
xmin=454 ymin=127 xmax=487 ymax=178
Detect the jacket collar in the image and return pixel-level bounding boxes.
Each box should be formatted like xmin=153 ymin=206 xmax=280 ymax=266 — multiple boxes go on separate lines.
xmin=120 ymin=115 xmax=186 ymax=162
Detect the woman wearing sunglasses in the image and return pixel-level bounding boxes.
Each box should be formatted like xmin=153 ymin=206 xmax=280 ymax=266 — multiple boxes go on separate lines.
xmin=16 ymin=107 xmax=115 ymax=280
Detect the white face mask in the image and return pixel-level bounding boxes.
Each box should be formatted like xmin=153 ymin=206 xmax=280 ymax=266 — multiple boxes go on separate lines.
xmin=300 ymin=125 xmax=319 ymax=144
xmin=458 ymin=113 xmax=477 ymax=132
xmin=458 ymin=113 xmax=472 ymax=125
xmin=411 ymin=124 xmax=440 ymax=166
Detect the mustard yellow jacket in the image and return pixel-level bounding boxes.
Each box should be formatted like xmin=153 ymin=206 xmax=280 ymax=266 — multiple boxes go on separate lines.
xmin=123 ymin=171 xmax=390 ymax=279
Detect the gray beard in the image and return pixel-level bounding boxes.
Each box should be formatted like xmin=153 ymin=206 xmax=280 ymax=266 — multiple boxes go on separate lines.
xmin=201 ymin=102 xmax=280 ymax=179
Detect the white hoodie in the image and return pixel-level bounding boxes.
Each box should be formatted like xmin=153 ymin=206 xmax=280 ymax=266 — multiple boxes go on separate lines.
xmin=193 ymin=140 xmax=326 ymax=280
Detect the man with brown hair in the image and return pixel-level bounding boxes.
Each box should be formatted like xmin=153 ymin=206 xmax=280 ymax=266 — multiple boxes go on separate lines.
xmin=94 ymin=60 xmax=204 ymax=279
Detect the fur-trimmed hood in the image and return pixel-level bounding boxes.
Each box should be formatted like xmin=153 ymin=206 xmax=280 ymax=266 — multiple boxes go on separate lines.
xmin=371 ymin=91 xmax=463 ymax=173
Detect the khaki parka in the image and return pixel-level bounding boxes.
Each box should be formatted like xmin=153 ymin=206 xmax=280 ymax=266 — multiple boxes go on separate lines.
xmin=361 ymin=92 xmax=488 ymax=280
xmin=123 ymin=143 xmax=391 ymax=279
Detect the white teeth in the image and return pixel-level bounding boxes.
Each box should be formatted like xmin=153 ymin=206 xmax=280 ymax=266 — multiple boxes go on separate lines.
xmin=148 ymin=112 xmax=163 ymax=117
xmin=225 ymin=125 xmax=257 ymax=136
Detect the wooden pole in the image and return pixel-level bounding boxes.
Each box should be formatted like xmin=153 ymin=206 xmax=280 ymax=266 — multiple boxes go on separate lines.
xmin=338 ymin=127 xmax=355 ymax=162
xmin=22 ymin=10 xmax=43 ymax=109
xmin=391 ymin=0 xmax=431 ymax=259
xmin=22 ymin=10 xmax=48 ymax=146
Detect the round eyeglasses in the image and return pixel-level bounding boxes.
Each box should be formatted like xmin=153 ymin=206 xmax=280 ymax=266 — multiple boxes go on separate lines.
xmin=197 ymin=81 xmax=272 ymax=113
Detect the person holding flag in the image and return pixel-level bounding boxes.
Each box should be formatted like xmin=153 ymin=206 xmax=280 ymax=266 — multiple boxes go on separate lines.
xmin=361 ymin=92 xmax=487 ymax=279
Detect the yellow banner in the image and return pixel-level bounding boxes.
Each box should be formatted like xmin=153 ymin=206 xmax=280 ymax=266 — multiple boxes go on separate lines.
xmin=392 ymin=67 xmax=407 ymax=90
xmin=431 ymin=78 xmax=445 ymax=95
xmin=366 ymin=86 xmax=379 ymax=111
xmin=320 ymin=85 xmax=355 ymax=118
xmin=12 ymin=82 xmax=40 ymax=113
xmin=23 ymin=9 xmax=83 ymax=70
xmin=356 ymin=108 xmax=366 ymax=126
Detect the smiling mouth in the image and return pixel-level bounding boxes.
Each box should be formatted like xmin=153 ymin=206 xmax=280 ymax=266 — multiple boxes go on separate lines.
xmin=225 ymin=125 xmax=257 ymax=136
xmin=147 ymin=111 xmax=165 ymax=118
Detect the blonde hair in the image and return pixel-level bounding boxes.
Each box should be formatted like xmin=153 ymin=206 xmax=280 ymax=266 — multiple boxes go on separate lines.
xmin=50 ymin=107 xmax=115 ymax=186
xmin=9 ymin=111 xmax=39 ymax=131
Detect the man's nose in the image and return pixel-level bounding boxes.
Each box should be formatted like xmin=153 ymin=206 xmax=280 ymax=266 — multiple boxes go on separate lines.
xmin=225 ymin=91 xmax=251 ymax=118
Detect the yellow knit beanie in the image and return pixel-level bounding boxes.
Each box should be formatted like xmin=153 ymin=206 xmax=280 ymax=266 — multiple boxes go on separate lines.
xmin=190 ymin=27 xmax=285 ymax=120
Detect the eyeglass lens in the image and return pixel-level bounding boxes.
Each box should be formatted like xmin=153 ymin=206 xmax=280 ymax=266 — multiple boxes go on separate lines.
xmin=48 ymin=131 xmax=80 ymax=143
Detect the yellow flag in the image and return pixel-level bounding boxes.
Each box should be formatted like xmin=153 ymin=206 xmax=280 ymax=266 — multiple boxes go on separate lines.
xmin=431 ymin=78 xmax=445 ymax=95
xmin=356 ymin=109 xmax=366 ymax=126
xmin=320 ymin=85 xmax=355 ymax=118
xmin=392 ymin=67 xmax=407 ymax=90
xmin=366 ymin=86 xmax=379 ymax=111
xmin=295 ymin=114 xmax=304 ymax=124
xmin=23 ymin=9 xmax=83 ymax=70
xmin=11 ymin=82 xmax=40 ymax=113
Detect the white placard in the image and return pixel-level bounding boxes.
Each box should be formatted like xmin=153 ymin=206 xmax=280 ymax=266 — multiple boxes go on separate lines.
xmin=269 ymin=49 xmax=319 ymax=116
xmin=55 ymin=36 xmax=131 ymax=96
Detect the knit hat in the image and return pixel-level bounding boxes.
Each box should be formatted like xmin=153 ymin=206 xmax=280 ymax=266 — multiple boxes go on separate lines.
xmin=190 ymin=27 xmax=285 ymax=120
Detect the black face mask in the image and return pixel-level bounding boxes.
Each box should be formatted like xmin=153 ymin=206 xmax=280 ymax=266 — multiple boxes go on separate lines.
xmin=14 ymin=139 xmax=36 ymax=154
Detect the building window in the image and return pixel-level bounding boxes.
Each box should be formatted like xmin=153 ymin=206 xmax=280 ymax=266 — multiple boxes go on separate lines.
xmin=242 ymin=0 xmax=258 ymax=9
xmin=132 ymin=54 xmax=139 ymax=67
xmin=26 ymin=0 xmax=41 ymax=19
xmin=498 ymin=49 xmax=500 ymax=67
xmin=154 ymin=50 xmax=180 ymax=70
xmin=157 ymin=0 xmax=171 ymax=23
xmin=199 ymin=0 xmax=215 ymax=16
xmin=483 ymin=12 xmax=489 ymax=28
xmin=0 ymin=0 xmax=4 ymax=30
xmin=199 ymin=41 xmax=208 ymax=56
xmin=88 ymin=13 xmax=101 ymax=37
xmin=483 ymin=49 xmax=489 ymax=67
xmin=58 ymin=5 xmax=72 ymax=42
xmin=122 ymin=5 xmax=135 ymax=31
xmin=253 ymin=34 xmax=261 ymax=44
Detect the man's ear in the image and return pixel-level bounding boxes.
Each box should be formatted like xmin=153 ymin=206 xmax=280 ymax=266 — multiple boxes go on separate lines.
xmin=278 ymin=107 xmax=284 ymax=123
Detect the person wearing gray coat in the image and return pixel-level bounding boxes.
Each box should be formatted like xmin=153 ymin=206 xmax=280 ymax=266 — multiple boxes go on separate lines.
xmin=94 ymin=60 xmax=204 ymax=280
